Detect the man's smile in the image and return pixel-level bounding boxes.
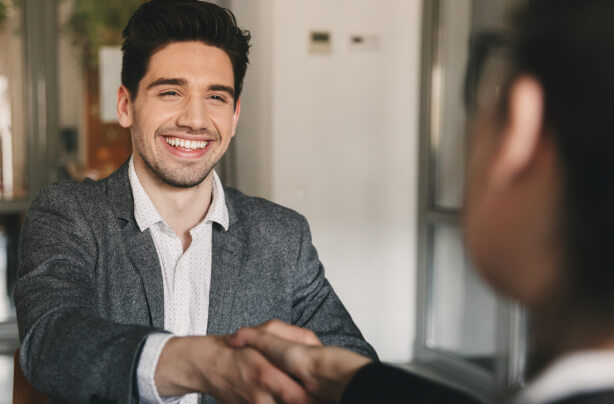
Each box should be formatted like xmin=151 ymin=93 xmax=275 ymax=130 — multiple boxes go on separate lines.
xmin=159 ymin=134 xmax=214 ymax=157
xmin=163 ymin=136 xmax=210 ymax=150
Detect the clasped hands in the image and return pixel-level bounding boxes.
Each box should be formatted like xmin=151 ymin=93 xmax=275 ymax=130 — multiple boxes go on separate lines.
xmin=154 ymin=319 xmax=372 ymax=404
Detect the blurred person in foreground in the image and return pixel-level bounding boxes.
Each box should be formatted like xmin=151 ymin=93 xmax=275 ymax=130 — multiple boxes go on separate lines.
xmin=229 ymin=0 xmax=614 ymax=403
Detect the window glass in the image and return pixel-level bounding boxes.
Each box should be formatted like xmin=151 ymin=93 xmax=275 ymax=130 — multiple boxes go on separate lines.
xmin=427 ymin=223 xmax=498 ymax=371
xmin=0 ymin=0 xmax=27 ymax=201
xmin=431 ymin=0 xmax=471 ymax=210
xmin=0 ymin=0 xmax=26 ymax=323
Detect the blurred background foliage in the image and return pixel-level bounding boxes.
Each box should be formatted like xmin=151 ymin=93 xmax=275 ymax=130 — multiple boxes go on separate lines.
xmin=65 ymin=0 xmax=144 ymax=67
xmin=0 ymin=0 xmax=15 ymax=29
xmin=0 ymin=0 xmax=143 ymax=66
xmin=0 ymin=3 xmax=6 ymax=27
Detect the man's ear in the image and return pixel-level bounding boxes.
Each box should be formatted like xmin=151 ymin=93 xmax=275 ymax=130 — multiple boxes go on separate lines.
xmin=232 ymin=98 xmax=241 ymax=137
xmin=490 ymin=76 xmax=545 ymax=189
xmin=117 ymin=85 xmax=134 ymax=128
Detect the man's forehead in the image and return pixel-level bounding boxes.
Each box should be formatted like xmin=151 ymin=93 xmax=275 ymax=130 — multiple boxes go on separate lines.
xmin=144 ymin=41 xmax=234 ymax=84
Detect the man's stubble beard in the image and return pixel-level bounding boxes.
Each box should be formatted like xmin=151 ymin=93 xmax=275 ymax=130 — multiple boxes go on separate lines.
xmin=139 ymin=152 xmax=213 ymax=188
xmin=131 ymin=118 xmax=220 ymax=188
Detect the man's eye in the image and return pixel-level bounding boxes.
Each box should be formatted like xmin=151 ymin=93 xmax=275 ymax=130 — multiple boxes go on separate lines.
xmin=210 ymin=94 xmax=228 ymax=103
xmin=160 ymin=90 xmax=179 ymax=97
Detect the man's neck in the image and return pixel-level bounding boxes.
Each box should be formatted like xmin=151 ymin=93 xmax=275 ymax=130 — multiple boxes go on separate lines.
xmin=134 ymin=161 xmax=213 ymax=250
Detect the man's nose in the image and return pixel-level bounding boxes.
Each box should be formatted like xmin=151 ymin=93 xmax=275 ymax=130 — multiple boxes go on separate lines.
xmin=176 ymin=96 xmax=210 ymax=130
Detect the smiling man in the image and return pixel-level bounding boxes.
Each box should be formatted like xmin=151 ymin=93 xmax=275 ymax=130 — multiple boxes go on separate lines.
xmin=13 ymin=1 xmax=376 ymax=403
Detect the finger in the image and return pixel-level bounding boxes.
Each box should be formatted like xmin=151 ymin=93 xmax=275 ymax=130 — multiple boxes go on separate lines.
xmin=226 ymin=330 xmax=250 ymax=348
xmin=257 ymin=356 xmax=318 ymax=404
xmin=258 ymin=319 xmax=322 ymax=346
xmin=226 ymin=327 xmax=268 ymax=349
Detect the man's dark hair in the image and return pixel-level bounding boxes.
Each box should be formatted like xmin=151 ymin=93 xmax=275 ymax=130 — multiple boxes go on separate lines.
xmin=121 ymin=0 xmax=251 ymax=102
xmin=508 ymin=0 xmax=614 ymax=316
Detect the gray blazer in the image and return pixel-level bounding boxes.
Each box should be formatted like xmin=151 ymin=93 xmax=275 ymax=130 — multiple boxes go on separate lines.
xmin=14 ymin=161 xmax=377 ymax=404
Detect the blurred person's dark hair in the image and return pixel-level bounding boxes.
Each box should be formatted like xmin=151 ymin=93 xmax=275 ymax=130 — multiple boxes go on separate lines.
xmin=464 ymin=31 xmax=508 ymax=117
xmin=121 ymin=0 xmax=251 ymax=103
xmin=508 ymin=0 xmax=614 ymax=317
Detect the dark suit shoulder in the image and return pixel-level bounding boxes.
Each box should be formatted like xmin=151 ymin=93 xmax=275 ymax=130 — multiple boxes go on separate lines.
xmin=546 ymin=390 xmax=614 ymax=404
xmin=342 ymin=362 xmax=484 ymax=404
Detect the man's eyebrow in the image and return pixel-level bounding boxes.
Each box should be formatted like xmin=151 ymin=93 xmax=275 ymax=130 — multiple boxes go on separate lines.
xmin=146 ymin=78 xmax=187 ymax=90
xmin=146 ymin=80 xmax=235 ymax=98
xmin=209 ymin=84 xmax=235 ymax=98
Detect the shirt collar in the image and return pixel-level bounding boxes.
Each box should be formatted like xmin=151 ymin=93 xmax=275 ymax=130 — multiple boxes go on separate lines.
xmin=201 ymin=166 xmax=229 ymax=231
xmin=515 ymin=350 xmax=614 ymax=404
xmin=128 ymin=156 xmax=229 ymax=233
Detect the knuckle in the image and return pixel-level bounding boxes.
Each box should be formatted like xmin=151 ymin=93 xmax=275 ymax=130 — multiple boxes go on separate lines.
xmin=260 ymin=318 xmax=278 ymax=331
xmin=302 ymin=328 xmax=319 ymax=344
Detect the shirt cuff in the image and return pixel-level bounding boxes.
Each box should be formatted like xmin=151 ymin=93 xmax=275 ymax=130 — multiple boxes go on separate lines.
xmin=137 ymin=332 xmax=183 ymax=404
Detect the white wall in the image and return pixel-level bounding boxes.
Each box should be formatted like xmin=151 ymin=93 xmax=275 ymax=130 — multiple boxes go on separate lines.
xmin=233 ymin=0 xmax=274 ymax=198
xmin=233 ymin=0 xmax=422 ymax=363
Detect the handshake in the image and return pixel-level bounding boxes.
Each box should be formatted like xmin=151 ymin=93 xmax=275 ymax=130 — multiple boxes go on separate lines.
xmin=154 ymin=319 xmax=373 ymax=404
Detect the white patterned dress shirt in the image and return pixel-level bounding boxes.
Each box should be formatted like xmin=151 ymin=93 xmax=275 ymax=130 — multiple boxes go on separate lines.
xmin=128 ymin=157 xmax=229 ymax=404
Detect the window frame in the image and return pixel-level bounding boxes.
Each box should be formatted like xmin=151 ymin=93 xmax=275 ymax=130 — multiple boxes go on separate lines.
xmin=413 ymin=0 xmax=526 ymax=400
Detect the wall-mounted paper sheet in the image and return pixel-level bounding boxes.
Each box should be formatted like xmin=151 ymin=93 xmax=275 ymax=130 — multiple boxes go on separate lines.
xmin=99 ymin=46 xmax=122 ymax=123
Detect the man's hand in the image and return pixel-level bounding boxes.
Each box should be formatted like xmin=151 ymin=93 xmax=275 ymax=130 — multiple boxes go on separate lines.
xmin=154 ymin=334 xmax=317 ymax=404
xmin=247 ymin=319 xmax=323 ymax=346
xmin=227 ymin=320 xmax=373 ymax=403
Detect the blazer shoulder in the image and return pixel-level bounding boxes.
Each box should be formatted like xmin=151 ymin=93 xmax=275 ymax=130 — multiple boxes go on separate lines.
xmin=30 ymin=177 xmax=104 ymax=212
xmin=224 ymin=187 xmax=307 ymax=230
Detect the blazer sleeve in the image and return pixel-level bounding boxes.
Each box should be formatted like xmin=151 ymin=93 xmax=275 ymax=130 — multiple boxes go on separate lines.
xmin=290 ymin=215 xmax=378 ymax=360
xmin=342 ymin=362 xmax=484 ymax=404
xmin=14 ymin=185 xmax=157 ymax=404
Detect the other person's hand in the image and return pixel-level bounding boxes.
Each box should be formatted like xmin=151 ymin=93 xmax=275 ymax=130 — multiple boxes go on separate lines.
xmin=227 ymin=320 xmax=373 ymax=403
xmin=154 ymin=333 xmax=317 ymax=404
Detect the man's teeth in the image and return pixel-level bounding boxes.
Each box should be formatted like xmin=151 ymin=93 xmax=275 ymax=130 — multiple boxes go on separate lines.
xmin=164 ymin=137 xmax=209 ymax=150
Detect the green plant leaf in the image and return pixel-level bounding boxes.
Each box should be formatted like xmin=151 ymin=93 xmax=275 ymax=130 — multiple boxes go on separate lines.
xmin=0 ymin=2 xmax=7 ymax=28
xmin=65 ymin=0 xmax=144 ymax=67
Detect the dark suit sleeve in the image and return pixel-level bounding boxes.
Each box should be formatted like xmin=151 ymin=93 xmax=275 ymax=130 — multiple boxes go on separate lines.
xmin=342 ymin=362 xmax=484 ymax=404
xmin=14 ymin=185 xmax=156 ymax=403
xmin=290 ymin=215 xmax=378 ymax=360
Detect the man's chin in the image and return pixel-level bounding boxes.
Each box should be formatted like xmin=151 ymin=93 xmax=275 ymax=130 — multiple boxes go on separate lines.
xmin=142 ymin=157 xmax=213 ymax=188
xmin=158 ymin=171 xmax=212 ymax=188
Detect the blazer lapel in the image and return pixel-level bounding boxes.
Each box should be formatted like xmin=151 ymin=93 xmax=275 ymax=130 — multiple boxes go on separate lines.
xmin=207 ymin=194 xmax=246 ymax=336
xmin=104 ymin=161 xmax=165 ymax=329
xmin=121 ymin=222 xmax=165 ymax=329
